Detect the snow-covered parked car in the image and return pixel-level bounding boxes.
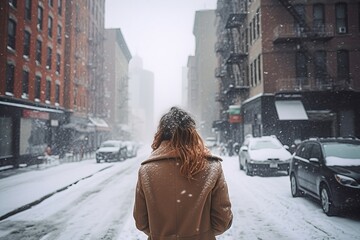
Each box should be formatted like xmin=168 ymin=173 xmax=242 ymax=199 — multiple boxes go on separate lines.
xmin=239 ymin=135 xmax=291 ymax=176
xmin=96 ymin=140 xmax=127 ymax=163
xmin=123 ymin=141 xmax=138 ymax=158
xmin=290 ymin=138 xmax=360 ymax=216
xmin=205 ymin=137 xmax=217 ymax=150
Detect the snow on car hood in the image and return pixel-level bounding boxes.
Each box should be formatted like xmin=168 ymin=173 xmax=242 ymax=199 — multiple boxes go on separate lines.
xmin=249 ymin=148 xmax=291 ymax=161
xmin=96 ymin=147 xmax=119 ymax=153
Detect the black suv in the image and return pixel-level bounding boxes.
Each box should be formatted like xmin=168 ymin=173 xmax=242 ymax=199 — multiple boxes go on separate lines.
xmin=290 ymin=138 xmax=360 ymax=216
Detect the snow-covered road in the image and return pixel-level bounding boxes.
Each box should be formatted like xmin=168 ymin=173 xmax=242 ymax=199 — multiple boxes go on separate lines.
xmin=0 ymin=146 xmax=359 ymax=240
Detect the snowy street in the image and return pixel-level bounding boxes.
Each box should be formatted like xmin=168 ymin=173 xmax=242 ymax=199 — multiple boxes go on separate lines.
xmin=0 ymin=146 xmax=359 ymax=240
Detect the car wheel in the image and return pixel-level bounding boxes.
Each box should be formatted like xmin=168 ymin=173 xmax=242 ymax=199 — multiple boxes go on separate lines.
xmin=320 ymin=185 xmax=338 ymax=216
xmin=290 ymin=174 xmax=301 ymax=197
xmin=245 ymin=162 xmax=253 ymax=176
xmin=96 ymin=159 xmax=100 ymax=163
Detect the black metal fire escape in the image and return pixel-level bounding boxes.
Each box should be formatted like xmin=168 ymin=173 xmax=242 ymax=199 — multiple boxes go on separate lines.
xmin=223 ymin=0 xmax=248 ymax=104
xmin=277 ymin=0 xmax=336 ymax=90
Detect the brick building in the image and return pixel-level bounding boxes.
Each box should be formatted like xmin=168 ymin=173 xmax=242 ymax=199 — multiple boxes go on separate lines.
xmin=0 ymin=0 xmax=108 ymax=167
xmin=214 ymin=0 xmax=360 ymax=146
xmin=0 ymin=0 xmax=66 ymax=166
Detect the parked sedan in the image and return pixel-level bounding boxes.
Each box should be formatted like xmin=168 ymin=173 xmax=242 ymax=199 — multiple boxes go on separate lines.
xmin=290 ymin=138 xmax=360 ymax=216
xmin=96 ymin=140 xmax=127 ymax=163
xmin=123 ymin=141 xmax=138 ymax=158
xmin=239 ymin=135 xmax=291 ymax=176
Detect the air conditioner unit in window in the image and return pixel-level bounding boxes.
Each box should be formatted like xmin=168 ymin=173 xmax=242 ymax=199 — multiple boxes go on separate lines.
xmin=338 ymin=27 xmax=347 ymax=33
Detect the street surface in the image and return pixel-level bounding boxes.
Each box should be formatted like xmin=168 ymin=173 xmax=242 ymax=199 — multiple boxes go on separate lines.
xmin=0 ymin=146 xmax=359 ymax=240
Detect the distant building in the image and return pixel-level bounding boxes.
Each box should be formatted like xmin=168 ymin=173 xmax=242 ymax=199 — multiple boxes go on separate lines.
xmin=189 ymin=10 xmax=219 ymax=139
xmin=104 ymin=28 xmax=132 ymax=140
xmin=215 ymin=0 xmax=360 ymax=146
xmin=62 ymin=0 xmax=108 ymax=153
xmin=128 ymin=56 xmax=155 ymax=142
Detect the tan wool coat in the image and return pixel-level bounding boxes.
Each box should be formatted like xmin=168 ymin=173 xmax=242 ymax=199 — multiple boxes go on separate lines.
xmin=133 ymin=141 xmax=233 ymax=240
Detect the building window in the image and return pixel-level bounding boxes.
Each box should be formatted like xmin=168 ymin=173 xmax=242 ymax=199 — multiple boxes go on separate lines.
xmin=35 ymin=75 xmax=41 ymax=99
xmin=9 ymin=0 xmax=17 ymax=8
xmin=56 ymin=53 xmax=61 ymax=73
xmin=37 ymin=6 xmax=43 ymax=30
xmin=250 ymin=63 xmax=254 ymax=86
xmin=22 ymin=70 xmax=29 ymax=97
xmin=252 ymin=17 xmax=256 ymax=41
xmin=256 ymin=8 xmax=260 ymax=37
xmin=313 ymin=4 xmax=325 ymax=32
xmin=74 ymin=87 xmax=77 ymax=105
xmin=294 ymin=4 xmax=305 ymax=34
xmin=57 ymin=25 xmax=62 ymax=44
xmin=253 ymin=59 xmax=257 ymax=85
xmin=58 ymin=0 xmax=62 ymax=15
xmin=245 ymin=29 xmax=248 ymax=53
xmin=36 ymin=39 xmax=42 ymax=63
xmin=23 ymin=31 xmax=31 ymax=57
xmin=46 ymin=80 xmax=51 ymax=101
xmin=46 ymin=47 xmax=52 ymax=69
xmin=25 ymin=0 xmax=32 ymax=20
xmin=48 ymin=0 xmax=53 ymax=7
xmin=337 ymin=50 xmax=349 ymax=81
xmin=6 ymin=63 xmax=15 ymax=93
xmin=314 ymin=50 xmax=327 ymax=85
xmin=7 ymin=19 xmax=16 ymax=50
xmin=336 ymin=3 xmax=348 ymax=34
xmin=48 ymin=16 xmax=53 ymax=37
xmin=249 ymin=22 xmax=253 ymax=43
xmin=257 ymin=55 xmax=261 ymax=83
xmin=55 ymin=83 xmax=60 ymax=103
xmin=296 ymin=51 xmax=308 ymax=86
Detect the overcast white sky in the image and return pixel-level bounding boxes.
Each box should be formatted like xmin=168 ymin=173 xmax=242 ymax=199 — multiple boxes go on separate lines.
xmin=104 ymin=0 xmax=217 ymax=120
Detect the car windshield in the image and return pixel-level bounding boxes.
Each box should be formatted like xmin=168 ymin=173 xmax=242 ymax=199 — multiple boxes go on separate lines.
xmin=101 ymin=142 xmax=120 ymax=148
xmin=324 ymin=143 xmax=360 ymax=166
xmin=250 ymin=139 xmax=282 ymax=150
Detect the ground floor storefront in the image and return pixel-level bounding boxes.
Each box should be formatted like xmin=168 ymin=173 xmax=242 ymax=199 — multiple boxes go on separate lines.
xmin=0 ymin=98 xmax=110 ymax=168
xmin=0 ymin=99 xmax=65 ymax=167
xmin=239 ymin=91 xmax=360 ymax=147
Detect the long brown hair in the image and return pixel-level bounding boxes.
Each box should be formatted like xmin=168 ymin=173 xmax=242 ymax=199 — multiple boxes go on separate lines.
xmin=151 ymin=107 xmax=209 ymax=178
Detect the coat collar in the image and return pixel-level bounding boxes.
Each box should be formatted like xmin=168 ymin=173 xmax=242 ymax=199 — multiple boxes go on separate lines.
xmin=142 ymin=140 xmax=222 ymax=165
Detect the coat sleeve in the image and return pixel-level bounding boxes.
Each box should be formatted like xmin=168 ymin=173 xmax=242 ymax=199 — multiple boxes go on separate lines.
xmin=133 ymin=170 xmax=150 ymax=236
xmin=210 ymin=164 xmax=233 ymax=236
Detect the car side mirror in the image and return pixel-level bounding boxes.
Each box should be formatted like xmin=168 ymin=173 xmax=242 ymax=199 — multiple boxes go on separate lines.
xmin=309 ymin=157 xmax=320 ymax=164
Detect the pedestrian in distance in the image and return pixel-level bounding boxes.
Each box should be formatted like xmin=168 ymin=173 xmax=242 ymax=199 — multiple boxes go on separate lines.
xmin=133 ymin=106 xmax=233 ymax=240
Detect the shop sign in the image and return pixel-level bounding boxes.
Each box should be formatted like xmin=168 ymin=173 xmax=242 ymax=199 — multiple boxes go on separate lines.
xmin=228 ymin=105 xmax=241 ymax=115
xmin=229 ymin=114 xmax=242 ymax=123
xmin=23 ymin=109 xmax=50 ymax=120
xmin=51 ymin=119 xmax=59 ymax=126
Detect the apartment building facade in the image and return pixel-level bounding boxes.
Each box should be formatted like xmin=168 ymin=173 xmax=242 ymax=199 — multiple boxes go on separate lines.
xmin=0 ymin=0 xmax=108 ymax=167
xmin=215 ymin=0 xmax=360 ymax=146
xmin=104 ymin=28 xmax=132 ymax=140
xmin=0 ymin=0 xmax=66 ymax=166
xmin=189 ymin=10 xmax=220 ymax=139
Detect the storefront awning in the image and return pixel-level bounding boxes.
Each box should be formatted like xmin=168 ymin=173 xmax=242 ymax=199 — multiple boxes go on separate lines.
xmin=275 ymin=100 xmax=308 ymax=120
xmin=0 ymin=101 xmax=63 ymax=113
xmin=89 ymin=117 xmax=110 ymax=131
xmin=62 ymin=122 xmax=95 ymax=133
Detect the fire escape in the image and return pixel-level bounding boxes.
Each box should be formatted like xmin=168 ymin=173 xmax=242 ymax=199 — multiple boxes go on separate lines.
xmin=274 ymin=0 xmax=338 ymax=92
xmin=215 ymin=0 xmax=248 ymax=110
